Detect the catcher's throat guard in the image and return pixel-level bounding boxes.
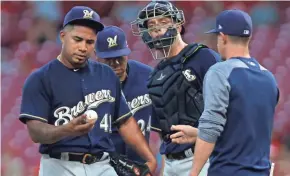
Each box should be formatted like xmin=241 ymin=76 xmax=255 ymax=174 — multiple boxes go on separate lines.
xmin=131 ymin=1 xmax=185 ymax=60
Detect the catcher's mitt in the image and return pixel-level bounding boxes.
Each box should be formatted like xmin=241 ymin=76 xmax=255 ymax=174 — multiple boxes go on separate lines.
xmin=109 ymin=153 xmax=152 ymax=176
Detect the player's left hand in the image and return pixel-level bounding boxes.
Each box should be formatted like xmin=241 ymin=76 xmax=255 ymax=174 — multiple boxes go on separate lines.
xmin=170 ymin=125 xmax=198 ymax=144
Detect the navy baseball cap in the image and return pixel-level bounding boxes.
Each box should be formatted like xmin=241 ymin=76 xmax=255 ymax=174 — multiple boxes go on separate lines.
xmin=63 ymin=6 xmax=104 ymax=32
xmin=95 ymin=26 xmax=131 ymax=59
xmin=205 ymin=9 xmax=252 ymax=37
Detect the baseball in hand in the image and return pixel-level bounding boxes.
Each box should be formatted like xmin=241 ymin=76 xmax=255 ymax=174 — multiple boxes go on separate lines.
xmin=84 ymin=110 xmax=98 ymax=124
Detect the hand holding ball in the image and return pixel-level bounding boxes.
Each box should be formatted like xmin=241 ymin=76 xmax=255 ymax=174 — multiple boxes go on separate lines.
xmin=84 ymin=110 xmax=98 ymax=124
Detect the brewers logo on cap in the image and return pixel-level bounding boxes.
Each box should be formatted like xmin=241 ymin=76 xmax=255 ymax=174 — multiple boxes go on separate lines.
xmin=83 ymin=10 xmax=94 ymax=19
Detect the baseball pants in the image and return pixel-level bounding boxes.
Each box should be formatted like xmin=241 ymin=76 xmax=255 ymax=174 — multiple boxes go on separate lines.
xmin=163 ymin=156 xmax=210 ymax=176
xmin=39 ymin=153 xmax=118 ymax=176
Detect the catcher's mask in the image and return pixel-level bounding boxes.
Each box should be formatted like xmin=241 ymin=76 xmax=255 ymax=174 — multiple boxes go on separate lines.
xmin=131 ymin=1 xmax=185 ymax=60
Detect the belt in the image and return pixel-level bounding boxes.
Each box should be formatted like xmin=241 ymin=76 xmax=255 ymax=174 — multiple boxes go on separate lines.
xmin=165 ymin=147 xmax=194 ymax=160
xmin=48 ymin=152 xmax=106 ymax=164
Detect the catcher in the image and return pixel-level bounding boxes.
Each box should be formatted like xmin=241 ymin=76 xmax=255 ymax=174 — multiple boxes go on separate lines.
xmin=130 ymin=1 xmax=221 ymax=176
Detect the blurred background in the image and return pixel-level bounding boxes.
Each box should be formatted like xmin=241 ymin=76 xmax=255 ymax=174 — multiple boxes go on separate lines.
xmin=1 ymin=1 xmax=290 ymax=176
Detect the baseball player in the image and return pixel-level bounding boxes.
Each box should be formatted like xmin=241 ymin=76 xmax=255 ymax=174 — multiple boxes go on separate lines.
xmin=131 ymin=1 xmax=221 ymax=176
xmin=170 ymin=9 xmax=280 ymax=176
xmin=95 ymin=25 xmax=153 ymax=165
xmin=19 ymin=6 xmax=156 ymax=176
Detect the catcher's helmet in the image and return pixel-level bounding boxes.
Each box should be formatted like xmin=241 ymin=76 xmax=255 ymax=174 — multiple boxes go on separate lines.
xmin=131 ymin=1 xmax=185 ymax=59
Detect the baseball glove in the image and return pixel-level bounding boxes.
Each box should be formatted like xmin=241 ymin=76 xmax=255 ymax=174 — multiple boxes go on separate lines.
xmin=109 ymin=153 xmax=152 ymax=176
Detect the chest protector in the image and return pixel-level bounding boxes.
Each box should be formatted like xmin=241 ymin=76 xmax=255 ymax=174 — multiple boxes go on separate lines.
xmin=147 ymin=43 xmax=208 ymax=138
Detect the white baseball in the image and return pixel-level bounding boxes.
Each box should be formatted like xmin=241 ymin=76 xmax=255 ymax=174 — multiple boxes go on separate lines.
xmin=85 ymin=110 xmax=98 ymax=122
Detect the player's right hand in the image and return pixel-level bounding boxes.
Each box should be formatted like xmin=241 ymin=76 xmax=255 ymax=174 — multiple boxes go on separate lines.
xmin=64 ymin=114 xmax=95 ymax=137
xmin=170 ymin=125 xmax=198 ymax=144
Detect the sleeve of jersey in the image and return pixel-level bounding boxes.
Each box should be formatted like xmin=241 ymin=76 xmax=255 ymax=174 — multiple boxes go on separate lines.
xmin=112 ymin=80 xmax=132 ymax=125
xmin=19 ymin=72 xmax=50 ymax=124
xmin=150 ymin=108 xmax=162 ymax=133
xmin=197 ymin=68 xmax=231 ymax=143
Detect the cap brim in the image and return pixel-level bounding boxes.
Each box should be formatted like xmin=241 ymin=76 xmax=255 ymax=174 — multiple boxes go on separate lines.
xmin=65 ymin=19 xmax=104 ymax=32
xmin=205 ymin=29 xmax=219 ymax=34
xmin=96 ymin=48 xmax=131 ymax=59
